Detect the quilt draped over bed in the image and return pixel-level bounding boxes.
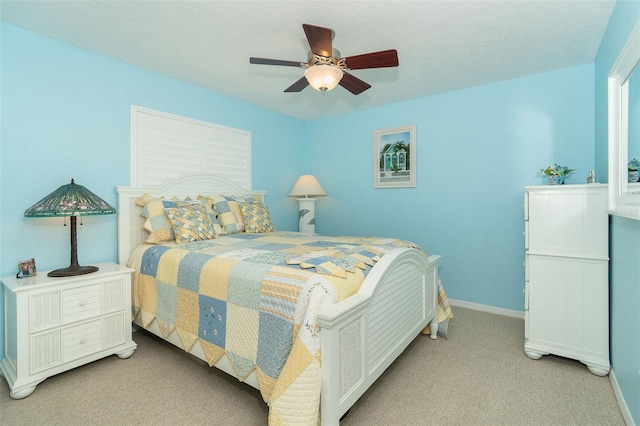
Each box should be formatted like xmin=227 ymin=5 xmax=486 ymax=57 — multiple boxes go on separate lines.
xmin=127 ymin=231 xmax=451 ymax=424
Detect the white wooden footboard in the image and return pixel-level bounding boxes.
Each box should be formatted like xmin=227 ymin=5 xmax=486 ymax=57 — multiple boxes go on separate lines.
xmin=318 ymin=249 xmax=440 ymax=425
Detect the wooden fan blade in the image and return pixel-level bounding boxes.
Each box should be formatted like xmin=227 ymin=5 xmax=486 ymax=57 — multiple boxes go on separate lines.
xmin=343 ymin=49 xmax=399 ymax=70
xmin=284 ymin=76 xmax=309 ymax=93
xmin=303 ymin=24 xmax=333 ymax=57
xmin=339 ymin=72 xmax=371 ymax=95
xmin=250 ymin=57 xmax=305 ymax=67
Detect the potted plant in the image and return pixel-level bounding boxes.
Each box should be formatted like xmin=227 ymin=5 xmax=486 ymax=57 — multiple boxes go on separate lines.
xmin=628 ymin=158 xmax=640 ymax=183
xmin=541 ymin=163 xmax=574 ymax=185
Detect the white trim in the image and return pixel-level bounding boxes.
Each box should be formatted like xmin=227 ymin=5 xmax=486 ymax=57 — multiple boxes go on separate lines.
xmin=609 ymin=369 xmax=634 ymax=426
xmin=448 ymin=298 xmax=524 ymax=319
xmin=608 ymin=18 xmax=640 ymax=221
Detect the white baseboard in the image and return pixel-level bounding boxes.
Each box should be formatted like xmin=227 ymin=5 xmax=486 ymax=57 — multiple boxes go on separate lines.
xmin=448 ymin=298 xmax=524 ymax=319
xmin=609 ymin=369 xmax=635 ymax=426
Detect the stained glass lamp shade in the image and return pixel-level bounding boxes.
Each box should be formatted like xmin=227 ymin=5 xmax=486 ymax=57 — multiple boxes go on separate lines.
xmin=24 ymin=179 xmax=116 ymax=277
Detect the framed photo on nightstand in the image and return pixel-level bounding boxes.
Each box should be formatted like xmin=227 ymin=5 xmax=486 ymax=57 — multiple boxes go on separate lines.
xmin=17 ymin=258 xmax=37 ymax=279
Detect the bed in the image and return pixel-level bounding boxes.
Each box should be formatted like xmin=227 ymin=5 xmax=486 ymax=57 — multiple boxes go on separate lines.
xmin=116 ymin=173 xmax=448 ymax=425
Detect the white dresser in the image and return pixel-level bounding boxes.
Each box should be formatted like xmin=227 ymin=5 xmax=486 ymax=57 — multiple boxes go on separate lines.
xmin=0 ymin=262 xmax=137 ymax=398
xmin=523 ymin=184 xmax=610 ymax=376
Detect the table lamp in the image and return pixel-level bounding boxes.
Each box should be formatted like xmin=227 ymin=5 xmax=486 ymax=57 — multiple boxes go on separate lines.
xmin=288 ymin=175 xmax=326 ymax=234
xmin=24 ymin=179 xmax=116 ymax=277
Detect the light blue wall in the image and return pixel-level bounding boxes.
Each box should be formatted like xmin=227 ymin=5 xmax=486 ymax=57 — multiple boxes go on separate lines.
xmin=306 ymin=64 xmax=594 ymax=311
xmin=595 ymin=0 xmax=640 ymax=422
xmin=0 ymin=22 xmax=305 ymax=360
xmin=610 ymin=216 xmax=640 ymax=421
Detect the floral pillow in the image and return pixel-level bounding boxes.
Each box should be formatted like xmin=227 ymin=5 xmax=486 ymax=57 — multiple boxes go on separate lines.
xmin=164 ymin=202 xmax=216 ymax=244
xmin=241 ymin=201 xmax=275 ymax=233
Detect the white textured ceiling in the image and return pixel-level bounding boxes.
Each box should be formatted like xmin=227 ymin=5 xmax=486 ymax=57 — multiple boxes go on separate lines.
xmin=0 ymin=0 xmax=616 ymax=121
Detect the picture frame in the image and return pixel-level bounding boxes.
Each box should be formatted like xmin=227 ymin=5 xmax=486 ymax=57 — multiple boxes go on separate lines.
xmin=17 ymin=258 xmax=37 ymax=279
xmin=374 ymin=124 xmax=416 ymax=188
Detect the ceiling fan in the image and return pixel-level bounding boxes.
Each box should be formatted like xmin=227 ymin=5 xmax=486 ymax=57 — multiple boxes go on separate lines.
xmin=249 ymin=23 xmax=399 ymax=95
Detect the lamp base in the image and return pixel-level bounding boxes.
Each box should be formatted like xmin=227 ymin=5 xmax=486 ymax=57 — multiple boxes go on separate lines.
xmin=296 ymin=197 xmax=317 ymax=234
xmin=47 ymin=265 xmax=99 ymax=277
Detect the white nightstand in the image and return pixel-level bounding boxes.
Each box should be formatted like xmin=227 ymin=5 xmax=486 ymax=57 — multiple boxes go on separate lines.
xmin=0 ymin=262 xmax=137 ymax=399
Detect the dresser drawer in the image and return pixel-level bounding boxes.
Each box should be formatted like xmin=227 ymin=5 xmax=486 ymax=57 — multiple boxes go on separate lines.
xmin=62 ymin=285 xmax=101 ymax=324
xmin=63 ymin=319 xmax=102 ymax=362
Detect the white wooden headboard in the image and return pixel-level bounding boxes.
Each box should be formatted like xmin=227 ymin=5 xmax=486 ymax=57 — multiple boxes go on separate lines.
xmin=120 ymin=106 xmax=260 ymax=265
xmin=130 ymin=105 xmax=252 ymax=189
xmin=116 ymin=173 xmax=265 ymax=265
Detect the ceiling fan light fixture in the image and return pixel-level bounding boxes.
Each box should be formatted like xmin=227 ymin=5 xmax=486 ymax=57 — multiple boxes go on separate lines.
xmin=304 ymin=64 xmax=343 ymax=93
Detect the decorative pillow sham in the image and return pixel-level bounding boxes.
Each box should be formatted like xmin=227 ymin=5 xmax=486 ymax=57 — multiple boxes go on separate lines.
xmin=138 ymin=197 xmax=180 ymax=244
xmin=195 ymin=195 xmax=225 ymax=237
xmin=241 ymin=201 xmax=275 ymax=233
xmin=164 ymin=202 xmax=216 ymax=244
xmin=135 ymin=193 xmax=156 ymax=207
xmin=208 ymin=194 xmax=259 ymax=234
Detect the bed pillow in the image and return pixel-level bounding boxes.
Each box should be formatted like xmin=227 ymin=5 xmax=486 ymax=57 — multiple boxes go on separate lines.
xmin=195 ymin=195 xmax=225 ymax=237
xmin=164 ymin=202 xmax=216 ymax=244
xmin=209 ymin=195 xmax=258 ymax=234
xmin=241 ymin=201 xmax=275 ymax=233
xmin=138 ymin=197 xmax=180 ymax=244
xmin=137 ymin=196 xmax=224 ymax=243
xmin=135 ymin=193 xmax=156 ymax=207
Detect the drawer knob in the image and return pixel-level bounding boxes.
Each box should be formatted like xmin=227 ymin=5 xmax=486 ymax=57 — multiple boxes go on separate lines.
xmin=79 ymin=337 xmax=87 ymax=344
xmin=79 ymin=300 xmax=87 ymax=307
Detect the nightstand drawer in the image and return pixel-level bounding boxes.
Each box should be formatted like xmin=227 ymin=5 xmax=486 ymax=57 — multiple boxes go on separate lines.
xmin=62 ymin=285 xmax=101 ymax=323
xmin=63 ymin=319 xmax=102 ymax=362
xmin=29 ymin=278 xmax=126 ymax=333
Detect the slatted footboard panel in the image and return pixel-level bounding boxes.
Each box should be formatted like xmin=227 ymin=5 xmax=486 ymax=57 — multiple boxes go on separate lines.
xmin=368 ymin=266 xmax=426 ymax=372
xmin=339 ymin=317 xmax=363 ymax=398
xmin=319 ymin=250 xmax=440 ymax=426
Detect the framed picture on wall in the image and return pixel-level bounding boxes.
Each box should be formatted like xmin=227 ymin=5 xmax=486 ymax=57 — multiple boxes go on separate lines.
xmin=373 ymin=124 xmax=416 ymax=188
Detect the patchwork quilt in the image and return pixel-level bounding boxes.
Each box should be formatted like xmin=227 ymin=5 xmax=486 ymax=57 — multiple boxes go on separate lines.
xmin=128 ymin=231 xmax=451 ymax=424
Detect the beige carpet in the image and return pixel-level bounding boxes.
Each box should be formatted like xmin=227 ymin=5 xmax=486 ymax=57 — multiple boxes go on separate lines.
xmin=1 ymin=307 xmax=624 ymax=425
